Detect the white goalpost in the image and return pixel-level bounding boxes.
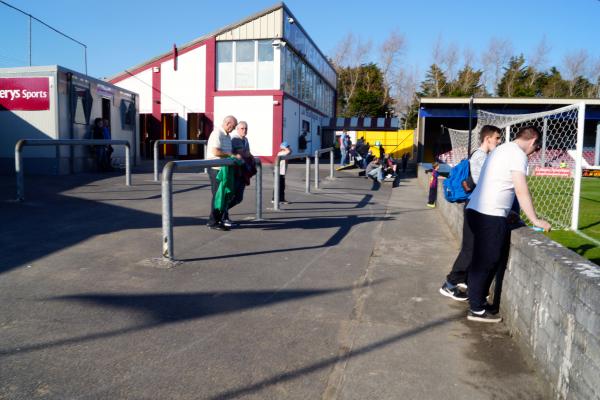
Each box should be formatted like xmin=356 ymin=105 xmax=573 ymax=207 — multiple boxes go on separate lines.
xmin=444 ymin=102 xmax=586 ymax=231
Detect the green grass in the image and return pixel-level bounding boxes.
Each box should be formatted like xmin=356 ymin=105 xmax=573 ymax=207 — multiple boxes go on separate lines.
xmin=528 ymin=177 xmax=600 ymax=265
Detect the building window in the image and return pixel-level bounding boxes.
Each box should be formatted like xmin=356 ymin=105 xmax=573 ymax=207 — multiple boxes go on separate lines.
xmin=217 ymin=42 xmax=233 ymax=90
xmin=216 ymin=40 xmax=276 ymax=90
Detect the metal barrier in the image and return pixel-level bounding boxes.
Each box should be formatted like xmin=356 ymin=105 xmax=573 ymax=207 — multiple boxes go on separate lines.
xmin=314 ymin=147 xmax=335 ymax=189
xmin=162 ymin=157 xmax=263 ymax=260
xmin=153 ymin=140 xmax=208 ymax=181
xmin=273 ymin=153 xmax=310 ymax=211
xmin=15 ymin=139 xmax=131 ymax=201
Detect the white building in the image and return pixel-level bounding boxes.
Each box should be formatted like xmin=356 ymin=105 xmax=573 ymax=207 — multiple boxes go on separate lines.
xmin=108 ymin=2 xmax=337 ymax=162
xmin=0 ymin=65 xmax=138 ymax=174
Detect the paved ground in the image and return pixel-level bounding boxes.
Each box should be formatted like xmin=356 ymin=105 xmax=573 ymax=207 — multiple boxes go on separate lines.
xmin=0 ymin=162 xmax=550 ymax=399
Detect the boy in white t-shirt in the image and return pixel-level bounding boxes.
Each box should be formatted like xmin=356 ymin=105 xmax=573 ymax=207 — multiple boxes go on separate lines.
xmin=465 ymin=126 xmax=550 ymax=323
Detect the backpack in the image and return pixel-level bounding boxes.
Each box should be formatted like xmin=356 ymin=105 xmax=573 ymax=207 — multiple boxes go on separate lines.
xmin=443 ymin=159 xmax=473 ymax=203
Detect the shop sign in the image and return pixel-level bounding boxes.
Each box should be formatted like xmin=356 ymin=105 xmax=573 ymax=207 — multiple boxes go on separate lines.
xmin=0 ymin=77 xmax=50 ymax=111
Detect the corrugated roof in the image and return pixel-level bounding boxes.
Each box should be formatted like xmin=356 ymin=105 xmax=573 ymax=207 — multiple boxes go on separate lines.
xmin=420 ymin=97 xmax=600 ymax=106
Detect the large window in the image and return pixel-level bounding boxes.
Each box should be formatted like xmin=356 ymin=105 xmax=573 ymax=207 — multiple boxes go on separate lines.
xmin=281 ymin=47 xmax=335 ymax=117
xmin=217 ymin=40 xmax=275 ymax=90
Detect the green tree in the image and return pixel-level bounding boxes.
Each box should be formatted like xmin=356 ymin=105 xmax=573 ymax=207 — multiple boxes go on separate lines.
xmin=336 ymin=63 xmax=391 ymax=117
xmin=419 ymin=64 xmax=448 ymax=97
xmin=496 ymin=55 xmax=538 ymax=97
xmin=447 ymin=66 xmax=486 ymax=97
xmin=541 ymin=67 xmax=569 ymax=98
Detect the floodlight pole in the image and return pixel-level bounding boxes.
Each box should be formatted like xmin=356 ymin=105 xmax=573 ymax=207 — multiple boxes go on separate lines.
xmin=467 ymin=95 xmax=474 ymax=156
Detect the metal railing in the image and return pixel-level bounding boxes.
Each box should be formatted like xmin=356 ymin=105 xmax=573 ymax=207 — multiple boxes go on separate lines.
xmin=162 ymin=158 xmax=263 ymax=260
xmin=153 ymin=140 xmax=208 ymax=181
xmin=314 ymin=147 xmax=335 ymax=189
xmin=15 ymin=139 xmax=131 ymax=201
xmin=273 ymin=153 xmax=310 ymax=211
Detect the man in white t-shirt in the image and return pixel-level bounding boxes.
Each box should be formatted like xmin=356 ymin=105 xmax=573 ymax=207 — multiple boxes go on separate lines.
xmin=439 ymin=125 xmax=502 ymax=301
xmin=206 ymin=115 xmax=238 ymax=231
xmin=466 ymin=126 xmax=550 ymax=323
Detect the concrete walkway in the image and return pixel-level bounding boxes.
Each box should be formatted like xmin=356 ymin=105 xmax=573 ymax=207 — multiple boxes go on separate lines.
xmin=0 ymin=163 xmax=549 ymax=399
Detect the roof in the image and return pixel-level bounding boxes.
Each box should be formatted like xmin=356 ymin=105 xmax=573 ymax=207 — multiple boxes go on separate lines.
xmin=325 ymin=117 xmax=400 ymax=131
xmin=420 ymin=97 xmax=600 ymax=106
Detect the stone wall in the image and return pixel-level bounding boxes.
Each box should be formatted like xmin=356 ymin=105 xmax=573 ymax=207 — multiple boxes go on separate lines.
xmin=418 ymin=164 xmax=600 ymax=400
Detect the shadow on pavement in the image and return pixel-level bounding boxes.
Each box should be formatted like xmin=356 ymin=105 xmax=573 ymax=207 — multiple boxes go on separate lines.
xmin=209 ymin=313 xmax=464 ymax=400
xmin=0 ymin=281 xmax=387 ymax=357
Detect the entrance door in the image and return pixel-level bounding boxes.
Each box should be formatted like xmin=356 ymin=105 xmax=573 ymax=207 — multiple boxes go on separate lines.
xmin=139 ymin=114 xmax=161 ymax=159
xmin=187 ymin=113 xmax=209 ymax=159
xmin=161 ymin=113 xmax=178 ymax=157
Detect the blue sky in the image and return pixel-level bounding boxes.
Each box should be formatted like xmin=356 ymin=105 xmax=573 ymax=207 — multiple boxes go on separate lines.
xmin=1 ymin=0 xmax=599 ymax=81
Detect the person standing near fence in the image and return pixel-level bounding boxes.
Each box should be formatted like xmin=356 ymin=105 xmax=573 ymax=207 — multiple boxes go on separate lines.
xmin=426 ymin=162 xmax=439 ymax=208
xmin=226 ymin=121 xmax=254 ymax=227
xmin=466 ymin=126 xmax=550 ymax=323
xmin=340 ymin=130 xmax=350 ymax=166
xmin=206 ymin=115 xmax=238 ymax=231
xmin=439 ymin=125 xmax=502 ymax=301
xmin=272 ymin=142 xmax=292 ymax=204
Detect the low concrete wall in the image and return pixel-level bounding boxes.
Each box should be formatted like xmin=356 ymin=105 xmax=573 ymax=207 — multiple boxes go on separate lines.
xmin=418 ymin=164 xmax=600 ymax=400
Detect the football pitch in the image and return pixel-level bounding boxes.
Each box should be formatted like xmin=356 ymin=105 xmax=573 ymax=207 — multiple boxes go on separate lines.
xmin=529 ymin=177 xmax=600 ymax=265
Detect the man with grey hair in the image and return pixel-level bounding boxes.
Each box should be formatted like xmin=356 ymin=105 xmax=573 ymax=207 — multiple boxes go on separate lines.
xmin=225 ymin=120 xmax=253 ymax=227
xmin=206 ymin=115 xmax=238 ymax=231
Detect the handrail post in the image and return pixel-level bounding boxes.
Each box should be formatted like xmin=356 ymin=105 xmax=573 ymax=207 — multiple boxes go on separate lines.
xmin=125 ymin=143 xmax=131 ymax=186
xmin=203 ymin=143 xmax=208 ymax=174
xmin=314 ymin=150 xmax=320 ymax=189
xmin=329 ymin=150 xmax=334 ymax=179
xmin=15 ymin=140 xmax=25 ymax=201
xmin=162 ymin=161 xmax=176 ymax=260
xmin=153 ymin=140 xmax=160 ymax=181
xmin=255 ymin=159 xmax=263 ymax=220
xmin=305 ymin=155 xmax=310 ymax=194
xmin=273 ymin=156 xmax=281 ymax=210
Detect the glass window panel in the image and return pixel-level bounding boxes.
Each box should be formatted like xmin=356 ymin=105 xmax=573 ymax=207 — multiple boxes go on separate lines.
xmin=258 ymin=61 xmax=273 ymax=89
xmin=236 ymin=61 xmax=254 ymax=88
xmin=217 ymin=42 xmax=232 ymax=62
xmin=258 ymin=40 xmax=274 ymax=62
xmin=236 ymin=41 xmax=255 ymax=62
xmin=217 ymin=62 xmax=233 ymax=90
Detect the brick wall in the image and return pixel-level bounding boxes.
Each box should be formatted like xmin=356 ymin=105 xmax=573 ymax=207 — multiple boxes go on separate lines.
xmin=418 ymin=164 xmax=600 ymax=399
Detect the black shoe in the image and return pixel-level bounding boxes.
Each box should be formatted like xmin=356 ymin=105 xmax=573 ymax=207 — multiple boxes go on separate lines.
xmin=207 ymin=223 xmax=229 ymax=231
xmin=439 ymin=282 xmax=468 ymax=301
xmin=467 ymin=309 xmax=502 ymax=323
xmin=484 ymin=303 xmax=500 ymax=315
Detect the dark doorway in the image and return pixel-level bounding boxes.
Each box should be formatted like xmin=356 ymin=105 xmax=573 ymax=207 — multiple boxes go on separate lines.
xmin=139 ymin=114 xmax=161 ymax=159
xmin=101 ymin=98 xmax=111 ymax=128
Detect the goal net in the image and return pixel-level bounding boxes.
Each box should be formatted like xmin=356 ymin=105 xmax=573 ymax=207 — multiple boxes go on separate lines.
xmin=446 ymin=103 xmax=585 ymax=230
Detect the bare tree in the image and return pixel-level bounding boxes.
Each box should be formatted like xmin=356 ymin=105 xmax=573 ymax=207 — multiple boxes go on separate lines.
xmin=392 ymin=65 xmax=419 ymax=126
xmin=527 ymin=36 xmax=551 ymax=89
xmin=563 ymin=49 xmax=589 ymax=96
xmin=331 ymin=32 xmax=372 ymax=113
xmin=481 ymin=37 xmax=513 ymax=94
xmin=442 ymin=42 xmax=459 ymax=83
xmin=591 ymin=58 xmax=600 ymax=98
xmin=429 ymin=35 xmax=449 ymax=97
xmin=378 ymin=30 xmax=407 ymax=108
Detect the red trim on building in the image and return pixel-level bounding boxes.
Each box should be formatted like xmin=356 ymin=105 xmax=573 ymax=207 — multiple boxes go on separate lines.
xmin=109 ymin=39 xmax=209 ymax=84
xmin=215 ymin=89 xmax=283 ymax=97
xmin=152 ymin=66 xmax=161 ymax=121
xmin=265 ymin=93 xmax=284 ymax=164
xmin=205 ymin=37 xmax=216 ymax=132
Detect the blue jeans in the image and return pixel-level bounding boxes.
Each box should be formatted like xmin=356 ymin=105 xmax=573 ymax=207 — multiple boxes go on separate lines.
xmin=340 ymin=149 xmax=348 ymax=165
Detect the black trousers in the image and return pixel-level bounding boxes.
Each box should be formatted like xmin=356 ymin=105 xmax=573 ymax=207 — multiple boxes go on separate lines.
xmin=446 ymin=204 xmax=474 ymax=285
xmin=207 ymin=168 xmax=223 ymax=225
xmin=272 ymin=175 xmax=286 ymax=202
xmin=466 ymin=209 xmax=507 ymax=312
xmin=224 ymin=173 xmax=245 ymax=220
xmin=427 ymin=186 xmax=437 ymax=204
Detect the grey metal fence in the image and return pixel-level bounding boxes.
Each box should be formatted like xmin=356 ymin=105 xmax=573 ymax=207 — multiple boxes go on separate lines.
xmin=162 ymin=158 xmax=263 ymax=260
xmin=15 ymin=139 xmax=131 ymax=201
xmin=273 ymin=153 xmax=310 ymax=211
xmin=314 ymin=147 xmax=335 ymax=189
xmin=153 ymin=140 xmax=208 ymax=181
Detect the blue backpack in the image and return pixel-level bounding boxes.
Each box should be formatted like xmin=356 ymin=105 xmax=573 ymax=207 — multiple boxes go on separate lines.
xmin=443 ymin=159 xmax=472 ymax=203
